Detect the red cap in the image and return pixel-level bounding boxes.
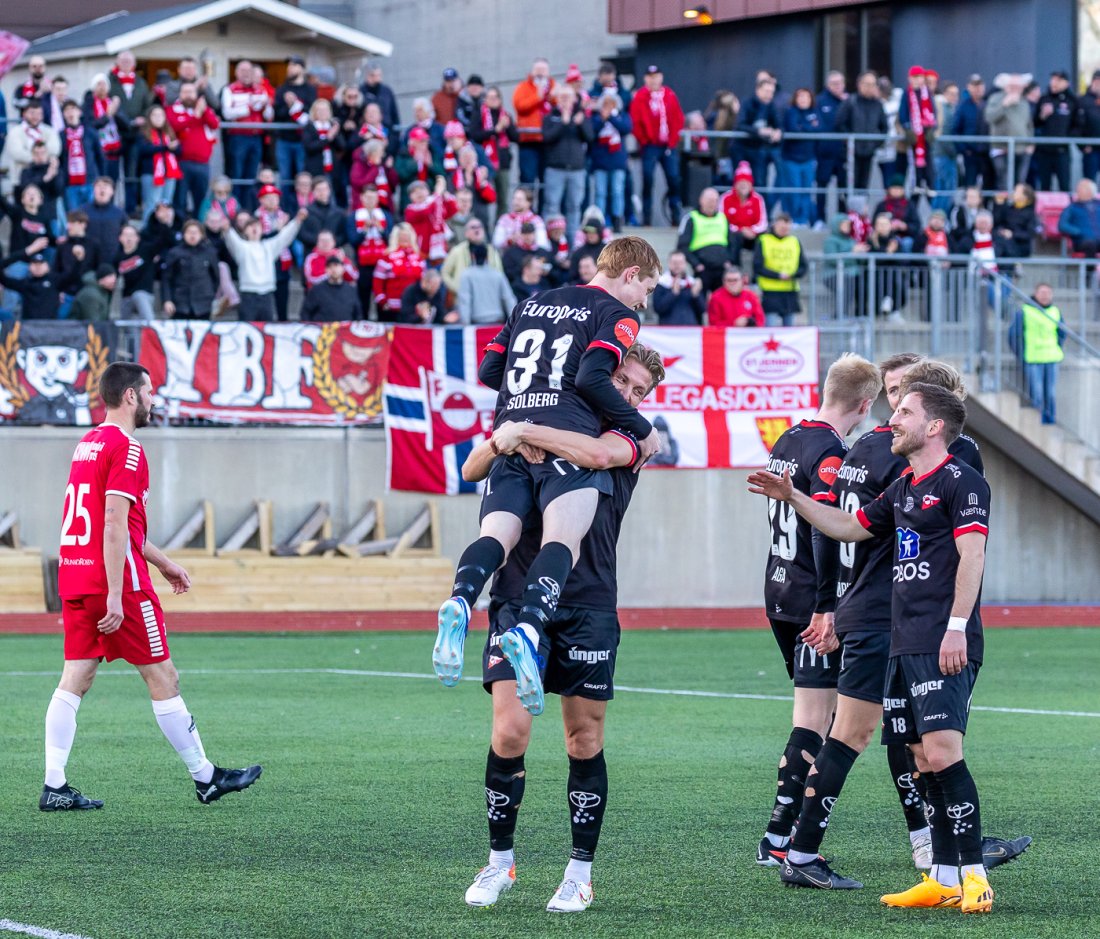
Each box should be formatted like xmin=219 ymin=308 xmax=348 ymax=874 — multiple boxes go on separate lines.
xmin=734 ymin=161 xmax=754 ymax=184
xmin=258 ymin=184 xmax=281 ymax=199
xmin=444 ymin=120 xmax=465 ymax=138
xmin=565 ymin=63 xmax=583 ymax=84
xmin=908 ymin=65 xmax=924 ymax=78
xmin=408 ymin=126 xmax=429 ymax=142
xmin=924 ymin=68 xmax=939 ymax=80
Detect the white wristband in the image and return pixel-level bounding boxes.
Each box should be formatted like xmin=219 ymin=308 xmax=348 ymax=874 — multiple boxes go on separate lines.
xmin=946 ymin=616 xmax=968 ymax=633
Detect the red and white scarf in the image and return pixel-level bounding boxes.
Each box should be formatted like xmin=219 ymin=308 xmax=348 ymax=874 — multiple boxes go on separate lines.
xmin=362 ymin=163 xmax=392 ymax=208
xmin=64 ymin=125 xmax=87 ymax=185
xmin=596 ymin=119 xmax=622 ymax=153
xmin=19 ymin=79 xmax=41 ymax=102
xmin=93 ymin=97 xmax=121 ymax=154
xmin=314 ymin=121 xmax=336 ymax=173
xmin=355 ymin=207 xmax=388 ymax=266
xmin=648 ymin=88 xmax=670 ymax=144
xmin=480 ymin=106 xmax=509 ymax=169
xmin=21 ymin=120 xmax=43 ymax=144
xmin=359 ymin=122 xmax=387 ymax=144
xmin=907 ymin=84 xmax=936 ymax=168
xmin=442 ymin=145 xmax=459 ymax=173
xmin=150 ymin=130 xmax=182 ymax=186
xmin=112 ymin=67 xmax=136 ymax=99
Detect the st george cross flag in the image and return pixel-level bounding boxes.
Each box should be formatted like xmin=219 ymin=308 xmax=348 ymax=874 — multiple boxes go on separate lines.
xmin=384 ymin=325 xmax=501 ymax=493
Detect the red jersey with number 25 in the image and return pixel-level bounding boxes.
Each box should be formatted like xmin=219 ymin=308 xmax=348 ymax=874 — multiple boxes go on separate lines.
xmin=58 ymin=423 xmax=155 ymax=598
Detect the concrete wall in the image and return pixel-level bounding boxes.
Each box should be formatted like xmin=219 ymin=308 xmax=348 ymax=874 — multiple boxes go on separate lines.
xmin=4 ymin=424 xmax=1100 ymax=605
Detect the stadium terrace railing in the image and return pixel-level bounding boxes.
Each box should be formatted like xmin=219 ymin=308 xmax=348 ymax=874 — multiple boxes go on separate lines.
xmin=803 ymin=253 xmax=1100 ymax=453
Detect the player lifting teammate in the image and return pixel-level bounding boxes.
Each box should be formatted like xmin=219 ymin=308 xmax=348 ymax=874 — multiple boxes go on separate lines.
xmin=41 ymin=363 xmax=261 ymax=811
xmin=434 ymin=237 xmax=662 ymax=717
xmin=458 ymin=344 xmax=665 ymax=914
xmin=773 ymin=354 xmax=1027 ymax=890
xmin=750 ymin=382 xmax=997 ymax=913
xmin=754 ymin=353 xmax=883 ymax=868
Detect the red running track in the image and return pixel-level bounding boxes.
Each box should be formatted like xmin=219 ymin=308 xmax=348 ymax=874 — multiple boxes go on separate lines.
xmin=1 ymin=606 xmax=1098 ymax=634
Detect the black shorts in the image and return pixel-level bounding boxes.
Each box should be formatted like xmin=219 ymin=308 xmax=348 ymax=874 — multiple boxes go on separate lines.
xmin=479 ymin=454 xmax=612 ymax=523
xmin=880 ymin=653 xmax=981 ymax=745
xmin=837 ymin=630 xmax=891 ymax=704
xmin=483 ymin=599 xmax=620 ymax=701
xmin=769 ymin=617 xmax=838 ymax=690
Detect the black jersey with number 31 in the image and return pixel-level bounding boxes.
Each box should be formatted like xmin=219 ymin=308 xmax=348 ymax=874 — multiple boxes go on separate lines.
xmin=485 ymin=284 xmax=641 ymax=436
xmin=832 ymin=428 xmax=985 ymax=634
xmin=763 ymin=420 xmax=848 ymax=623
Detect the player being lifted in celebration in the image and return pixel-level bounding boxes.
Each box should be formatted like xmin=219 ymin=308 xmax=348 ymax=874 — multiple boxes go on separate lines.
xmin=749 ymin=382 xmax=997 ymax=914
xmin=457 ymin=343 xmax=665 ymax=914
xmin=433 ymin=237 xmax=662 ymax=717
xmin=754 ymin=353 xmax=883 ymax=868
xmin=41 ymin=363 xmax=261 ymax=812
xmin=774 ymin=355 xmax=1026 ymax=890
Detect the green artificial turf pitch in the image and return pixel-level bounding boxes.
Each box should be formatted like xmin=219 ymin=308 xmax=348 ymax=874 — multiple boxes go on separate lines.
xmin=0 ymin=627 xmax=1096 ymax=939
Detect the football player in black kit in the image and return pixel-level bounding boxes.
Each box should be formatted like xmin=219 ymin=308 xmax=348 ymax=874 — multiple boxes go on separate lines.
xmin=434 ymin=238 xmax=663 ymax=718
xmin=772 ymin=354 xmax=1028 ymax=890
xmin=754 ymin=353 xmax=884 ymax=868
xmin=750 ymin=382 xmax=998 ymax=914
xmin=456 ymin=344 xmax=666 ymax=914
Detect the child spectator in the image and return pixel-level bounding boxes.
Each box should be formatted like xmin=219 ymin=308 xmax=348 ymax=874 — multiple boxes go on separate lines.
xmin=115 ymin=223 xmax=157 ymax=320
xmin=923 ymin=209 xmax=950 ymax=256
xmin=55 ymin=210 xmax=100 ymax=317
xmin=162 ymin=220 xmax=221 ymax=319
xmin=404 ymin=177 xmax=457 ymax=265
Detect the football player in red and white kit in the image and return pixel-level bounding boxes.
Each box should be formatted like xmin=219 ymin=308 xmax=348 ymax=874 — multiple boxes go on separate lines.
xmin=41 ymin=362 xmax=261 ymax=811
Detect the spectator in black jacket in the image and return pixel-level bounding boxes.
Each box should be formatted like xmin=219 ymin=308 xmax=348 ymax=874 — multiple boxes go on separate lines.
xmin=58 ymin=100 xmax=104 ymax=212
xmin=653 ymin=250 xmax=705 ymax=325
xmin=161 ymin=220 xmax=219 ymax=318
xmin=301 ymin=255 xmax=362 ymax=321
xmin=815 ymin=71 xmax=848 ymax=222
xmin=273 ymin=55 xmax=317 ymax=196
xmin=79 ymin=177 xmax=128 ymax=264
xmin=836 ymin=71 xmax=888 ymax=190
xmin=872 ymin=177 xmax=922 ymax=252
xmin=116 ymin=223 xmax=158 ymax=319
xmin=0 ymin=239 xmax=60 ymax=319
xmin=83 ymin=75 xmax=127 ymax=187
xmin=302 ymin=98 xmax=345 ymax=184
xmin=467 ymin=86 xmax=519 ymax=207
xmin=1 ymin=184 xmax=56 ymax=259
xmin=400 ymin=267 xmax=452 ymax=323
xmin=360 ymin=63 xmax=400 ymax=133
xmin=512 ymin=254 xmax=552 ymax=303
xmin=952 ymin=75 xmax=994 ymax=188
xmin=569 ymin=223 xmax=605 ymax=283
xmin=299 ymin=177 xmax=348 ymax=253
xmin=1080 ymin=71 xmax=1100 ymax=184
xmin=455 ymin=74 xmax=484 ymax=129
xmin=55 ymin=211 xmax=100 ymax=316
xmin=1034 ymin=70 xmax=1078 ymax=192
xmin=739 ymin=77 xmax=783 ymax=210
xmin=502 ymin=222 xmax=554 ymax=290
xmin=142 ymin=200 xmax=184 ymax=274
xmin=993 ymin=183 xmax=1037 ymax=257
xmin=948 ymin=186 xmax=989 ymax=253
xmin=541 ymin=86 xmax=593 ymax=240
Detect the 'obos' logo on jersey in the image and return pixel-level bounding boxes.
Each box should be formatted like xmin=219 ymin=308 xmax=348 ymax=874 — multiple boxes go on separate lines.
xmin=896 ymin=527 xmax=920 ymax=560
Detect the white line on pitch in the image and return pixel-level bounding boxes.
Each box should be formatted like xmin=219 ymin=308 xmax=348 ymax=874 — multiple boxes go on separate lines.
xmin=3 ymin=666 xmax=1098 ymax=718
xmin=0 ymin=919 xmax=95 ymax=939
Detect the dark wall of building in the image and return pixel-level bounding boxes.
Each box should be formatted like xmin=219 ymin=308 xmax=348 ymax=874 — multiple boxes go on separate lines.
xmin=636 ymin=16 xmax=818 ymax=112
xmin=891 ymin=0 xmax=1075 ymax=87
xmin=634 ymin=0 xmax=1076 ymax=113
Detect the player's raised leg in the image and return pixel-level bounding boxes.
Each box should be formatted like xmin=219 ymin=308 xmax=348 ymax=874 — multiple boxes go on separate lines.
xmin=138 ymin=658 xmax=262 ymax=804
xmin=40 ymin=659 xmax=103 ymax=811
xmin=547 ymin=695 xmax=607 ymax=913
xmin=466 ymin=679 xmax=532 ymax=907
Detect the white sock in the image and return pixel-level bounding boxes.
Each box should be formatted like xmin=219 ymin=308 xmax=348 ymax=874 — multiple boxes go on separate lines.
xmin=787 ymin=849 xmax=817 ymax=865
xmin=564 ymin=858 xmax=592 ymax=884
xmin=961 ymin=863 xmax=987 ymax=880
xmin=489 ymin=849 xmax=514 ymax=870
xmin=44 ymin=689 xmax=81 ymax=788
xmin=151 ymin=696 xmax=214 ymax=783
xmin=931 ymin=863 xmax=959 ymax=887
xmin=909 ymin=826 xmax=931 ymax=846
xmin=516 ymin=623 xmax=540 ymax=649
xmin=765 ymin=832 xmax=790 ymax=848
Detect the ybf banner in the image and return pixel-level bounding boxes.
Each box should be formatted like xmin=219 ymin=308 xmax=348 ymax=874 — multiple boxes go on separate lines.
xmin=384 ymin=325 xmax=500 ymax=493
xmin=0 ymin=321 xmax=114 ymax=425
xmin=139 ymin=321 xmax=389 ymax=425
xmin=640 ymin=327 xmax=820 ymax=468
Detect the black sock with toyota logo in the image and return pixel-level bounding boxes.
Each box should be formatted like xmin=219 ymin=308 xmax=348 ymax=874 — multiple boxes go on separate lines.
xmin=936 ymin=759 xmax=984 ymax=870
xmin=788 ymin=736 xmax=859 ymax=861
xmin=922 ymin=770 xmax=961 ymax=886
xmin=887 ymin=742 xmax=930 ymax=832
xmin=485 ymin=747 xmax=526 ymax=852
xmin=567 ymin=750 xmax=608 ymax=864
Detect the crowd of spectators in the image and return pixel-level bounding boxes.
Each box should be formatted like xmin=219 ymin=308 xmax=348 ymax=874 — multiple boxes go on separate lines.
xmin=2 ymin=50 xmax=1100 ymax=326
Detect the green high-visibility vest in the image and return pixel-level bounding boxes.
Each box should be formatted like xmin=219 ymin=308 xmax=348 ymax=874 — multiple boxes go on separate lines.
xmin=1021 ymin=303 xmax=1064 ymax=364
xmin=757 ymin=233 xmax=801 ymax=292
xmin=688 ymin=210 xmax=728 ymax=252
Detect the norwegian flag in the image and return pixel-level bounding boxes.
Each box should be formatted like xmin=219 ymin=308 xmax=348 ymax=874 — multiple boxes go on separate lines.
xmin=384 ymin=325 xmax=501 ymax=493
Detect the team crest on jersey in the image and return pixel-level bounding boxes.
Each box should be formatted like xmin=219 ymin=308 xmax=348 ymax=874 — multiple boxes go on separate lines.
xmin=311 ymin=322 xmax=389 ymax=421
xmin=755 ymin=416 xmax=792 ymax=452
xmin=921 ymin=493 xmax=941 ymax=509
xmin=896 ymin=527 xmax=920 ymax=560
xmin=0 ymin=321 xmax=110 ymax=426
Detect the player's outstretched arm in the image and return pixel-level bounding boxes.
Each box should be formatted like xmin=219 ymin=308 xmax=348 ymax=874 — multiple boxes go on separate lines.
xmin=493 ymin=421 xmax=636 ymax=471
xmin=747 ymin=470 xmax=872 ymax=543
xmin=144 ymin=541 xmax=191 ymax=595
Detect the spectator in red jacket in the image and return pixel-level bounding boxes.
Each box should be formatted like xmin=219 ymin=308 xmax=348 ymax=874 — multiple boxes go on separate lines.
xmin=720 ymin=161 xmax=769 ymax=263
xmin=405 ymin=177 xmax=458 ymax=265
xmin=303 ymin=229 xmax=357 ymax=289
xmin=432 ymin=68 xmax=462 ymax=124
xmin=219 ymin=60 xmax=272 ymax=204
xmin=351 ymin=185 xmax=390 ymax=317
xmin=373 ymin=222 xmax=425 ymax=321
xmin=168 ymin=81 xmax=220 ymax=216
xmin=629 ymin=64 xmax=685 ymax=226
xmin=350 ymin=139 xmax=398 ymax=210
xmin=707 ymin=268 xmax=764 ymax=326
